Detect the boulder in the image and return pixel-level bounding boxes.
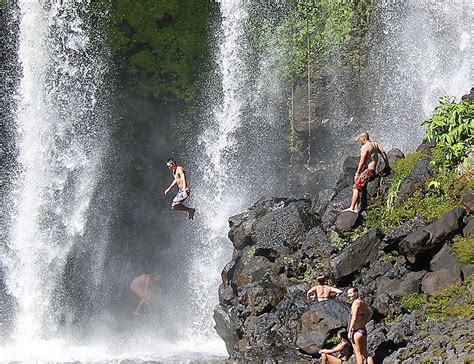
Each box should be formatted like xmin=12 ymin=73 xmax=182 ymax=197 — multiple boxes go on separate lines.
xmin=372 ymin=293 xmax=403 ymax=318
xmin=430 ymin=243 xmax=463 ymax=274
xmin=296 ymin=299 xmax=350 ymax=354
xmin=321 ymin=186 xmax=353 ymax=231
xmin=464 ymin=217 xmax=474 ymax=238
xmin=335 ymin=211 xmax=360 ymax=232
xmin=331 ymin=228 xmax=381 ymax=282
xmin=421 ymin=269 xmax=461 ymax=295
xmin=253 ymin=201 xmax=314 ymax=251
xmin=336 ymin=156 xmax=359 ymax=189
xmin=312 ymin=188 xmax=337 ymax=217
xmin=214 ymin=305 xmax=239 ymax=355
xmin=386 ymin=314 xmax=419 ymax=345
xmin=400 ymin=208 xmax=466 ymax=263
xmin=382 ymin=216 xmax=428 ymax=252
xmin=238 ymin=279 xmax=285 ymax=316
xmin=375 ymin=271 xmax=426 ymax=299
xmin=386 ymin=148 xmax=405 ymax=164
xmin=462 ymin=190 xmax=474 ymax=212
xmin=395 ymin=156 xmax=434 ymax=206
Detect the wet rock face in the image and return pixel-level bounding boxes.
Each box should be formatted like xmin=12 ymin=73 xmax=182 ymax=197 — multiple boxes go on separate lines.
xmin=215 ymin=143 xmax=472 ymax=362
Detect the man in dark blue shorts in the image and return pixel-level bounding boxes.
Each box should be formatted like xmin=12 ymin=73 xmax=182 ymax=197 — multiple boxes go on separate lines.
xmin=165 ymin=158 xmax=196 ymax=220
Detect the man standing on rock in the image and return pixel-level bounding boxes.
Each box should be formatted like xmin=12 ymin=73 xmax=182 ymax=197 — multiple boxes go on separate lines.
xmin=165 ymin=157 xmax=196 ymax=220
xmin=343 ymin=132 xmax=390 ymax=213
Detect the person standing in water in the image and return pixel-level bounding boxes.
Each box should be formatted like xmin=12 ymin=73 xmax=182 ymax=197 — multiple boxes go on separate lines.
xmin=165 ymin=157 xmax=196 ymax=220
xmin=130 ymin=273 xmax=160 ymax=316
xmin=348 ymin=287 xmax=374 ymax=364
xmin=343 ymin=132 xmax=390 ymax=213
xmin=306 ymin=274 xmax=343 ymax=303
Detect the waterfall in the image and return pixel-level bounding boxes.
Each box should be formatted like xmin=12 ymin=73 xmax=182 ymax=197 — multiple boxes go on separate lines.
xmin=186 ymin=0 xmax=250 ymax=341
xmin=1 ymin=0 xmax=111 ymax=359
xmin=184 ymin=0 xmax=291 ymax=343
xmin=362 ymin=0 xmax=473 ymax=152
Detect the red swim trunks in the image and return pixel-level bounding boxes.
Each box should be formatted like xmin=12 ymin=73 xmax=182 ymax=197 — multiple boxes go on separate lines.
xmin=354 ymin=168 xmax=374 ymax=191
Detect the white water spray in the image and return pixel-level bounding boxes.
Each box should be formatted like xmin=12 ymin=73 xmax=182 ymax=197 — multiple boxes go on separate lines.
xmin=1 ymin=0 xmax=110 ymax=355
xmin=187 ymin=0 xmax=250 ymax=341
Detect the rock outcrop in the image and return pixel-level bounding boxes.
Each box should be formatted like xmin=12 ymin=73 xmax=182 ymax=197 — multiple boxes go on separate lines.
xmin=214 ymin=144 xmax=473 ymax=363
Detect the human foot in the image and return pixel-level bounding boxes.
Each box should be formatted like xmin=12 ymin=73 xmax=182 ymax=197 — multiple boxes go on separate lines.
xmin=342 ymin=207 xmax=358 ymax=213
xmin=188 ymin=208 xmax=196 ymax=220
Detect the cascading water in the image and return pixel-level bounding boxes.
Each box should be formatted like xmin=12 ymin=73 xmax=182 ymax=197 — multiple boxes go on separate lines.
xmin=362 ymin=0 xmax=474 ymax=152
xmin=185 ymin=0 xmax=291 ymax=342
xmin=1 ymin=0 xmax=111 ymax=360
xmin=186 ymin=0 xmax=250 ymax=341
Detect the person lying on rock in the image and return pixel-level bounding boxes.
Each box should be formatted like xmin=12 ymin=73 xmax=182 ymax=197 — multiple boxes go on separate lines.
xmin=319 ymin=328 xmax=352 ymax=363
xmin=348 ymin=287 xmax=374 ymax=364
xmin=165 ymin=157 xmax=196 ymax=220
xmin=130 ymin=273 xmax=160 ymax=315
xmin=306 ymin=274 xmax=343 ymax=303
xmin=343 ymin=132 xmax=390 ymax=213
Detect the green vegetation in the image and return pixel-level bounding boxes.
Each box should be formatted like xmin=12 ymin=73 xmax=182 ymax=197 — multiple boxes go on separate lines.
xmin=385 ymin=151 xmax=426 ymax=210
xmin=400 ymin=293 xmax=428 ymax=313
xmin=426 ymin=274 xmax=474 ymax=321
xmin=102 ymin=0 xmax=216 ymax=103
xmin=329 ymin=226 xmax=368 ymax=252
xmin=280 ymin=0 xmax=374 ymax=78
xmin=423 ymin=97 xmax=474 ymax=170
xmin=452 ymin=235 xmax=474 ymax=265
xmin=400 ymin=275 xmax=474 ymax=323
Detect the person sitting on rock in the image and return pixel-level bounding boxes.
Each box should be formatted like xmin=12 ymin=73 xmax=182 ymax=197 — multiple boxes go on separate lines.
xmin=307 ymin=274 xmax=343 ymax=303
xmin=319 ymin=328 xmax=353 ymax=363
xmin=343 ymin=132 xmax=390 ymax=213
xmin=348 ymin=287 xmax=374 ymax=364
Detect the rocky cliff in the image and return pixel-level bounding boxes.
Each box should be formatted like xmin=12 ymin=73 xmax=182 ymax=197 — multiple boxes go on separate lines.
xmin=214 ymin=144 xmax=473 ymax=363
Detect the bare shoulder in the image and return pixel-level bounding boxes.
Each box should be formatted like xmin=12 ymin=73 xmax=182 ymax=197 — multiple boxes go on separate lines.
xmin=176 ymin=165 xmax=185 ymax=173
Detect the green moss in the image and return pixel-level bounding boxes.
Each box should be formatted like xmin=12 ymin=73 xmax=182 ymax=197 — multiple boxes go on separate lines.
xmin=279 ymin=0 xmax=374 ymax=79
xmin=329 ymin=227 xmax=368 ymax=252
xmin=100 ymin=0 xmax=216 ymax=103
xmin=400 ymin=293 xmax=427 ymax=313
xmin=379 ymin=253 xmax=397 ymax=264
xmin=452 ymin=236 xmax=474 ymax=265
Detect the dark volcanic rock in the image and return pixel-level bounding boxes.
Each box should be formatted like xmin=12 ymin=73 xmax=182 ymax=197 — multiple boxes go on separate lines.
xmin=372 ymin=293 xmax=403 ymax=318
xmin=321 ymin=186 xmax=353 ymax=231
xmin=214 ymin=305 xmax=239 ymax=355
xmin=400 ymin=208 xmax=466 ymax=264
xmin=296 ymin=299 xmax=350 ymax=355
xmin=421 ymin=269 xmax=461 ymax=295
xmin=462 ymin=190 xmax=474 ymax=211
xmin=313 ymin=188 xmax=337 ymax=217
xmin=335 ymin=211 xmax=360 ymax=232
xmin=381 ymin=216 xmax=428 ymax=252
xmin=331 ymin=228 xmax=381 ymax=282
xmin=376 ymin=271 xmax=426 ymax=299
xmin=464 ymin=217 xmax=474 ymax=238
xmin=430 ymin=243 xmax=463 ymax=275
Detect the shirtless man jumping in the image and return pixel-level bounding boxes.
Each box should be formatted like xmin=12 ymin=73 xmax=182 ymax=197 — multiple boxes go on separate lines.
xmin=343 ymin=132 xmax=390 ymax=213
xmin=165 ymin=158 xmax=196 ymax=220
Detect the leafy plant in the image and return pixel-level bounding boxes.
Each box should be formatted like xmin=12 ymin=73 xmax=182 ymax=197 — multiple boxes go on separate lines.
xmin=400 ymin=293 xmax=427 ymax=313
xmin=452 ymin=235 xmax=474 ymax=265
xmin=422 ymin=97 xmax=474 ymax=170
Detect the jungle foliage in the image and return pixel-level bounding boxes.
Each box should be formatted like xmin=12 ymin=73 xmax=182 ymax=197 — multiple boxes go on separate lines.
xmin=423 ymin=97 xmax=474 ymax=170
xmin=100 ymin=0 xmax=217 ymax=104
